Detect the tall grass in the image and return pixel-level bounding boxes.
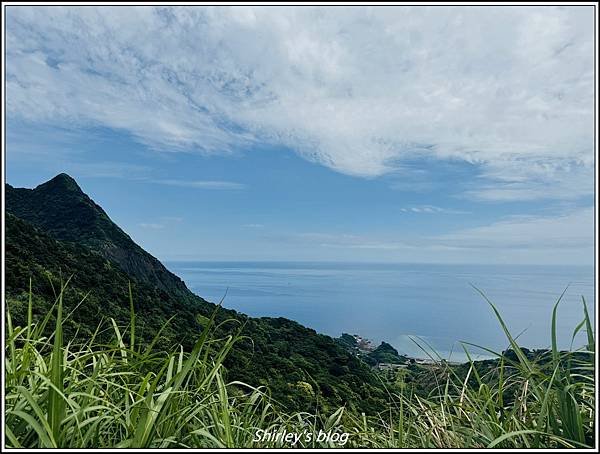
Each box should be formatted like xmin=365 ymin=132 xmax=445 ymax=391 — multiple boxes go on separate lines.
xmin=4 ymin=282 xmax=595 ymax=448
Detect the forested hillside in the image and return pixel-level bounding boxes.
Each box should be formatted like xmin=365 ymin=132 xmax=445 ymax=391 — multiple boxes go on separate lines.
xmin=5 ymin=174 xmax=389 ymax=413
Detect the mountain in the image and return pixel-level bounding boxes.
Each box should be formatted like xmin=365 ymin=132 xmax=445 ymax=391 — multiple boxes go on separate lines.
xmin=367 ymin=342 xmax=409 ymax=365
xmin=5 ymin=211 xmax=204 ymax=347
xmin=336 ymin=334 xmax=409 ymax=366
xmin=5 ymin=174 xmax=389 ymax=414
xmin=6 ymin=173 xmax=190 ymax=297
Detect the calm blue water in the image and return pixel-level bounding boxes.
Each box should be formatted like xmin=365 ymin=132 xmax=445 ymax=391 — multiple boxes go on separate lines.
xmin=167 ymin=261 xmax=595 ymax=361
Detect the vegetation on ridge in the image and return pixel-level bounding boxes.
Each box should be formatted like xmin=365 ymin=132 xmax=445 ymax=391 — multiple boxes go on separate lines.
xmin=5 ymin=281 xmax=595 ymax=448
xmin=5 ymin=175 xmax=391 ymax=414
xmin=4 ymin=174 xmax=596 ymax=448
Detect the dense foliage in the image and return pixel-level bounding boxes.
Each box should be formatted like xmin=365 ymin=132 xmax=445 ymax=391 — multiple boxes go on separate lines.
xmin=5 ymin=175 xmax=389 ymax=414
xmin=5 ymin=174 xmax=596 ymax=448
xmin=6 ymin=174 xmax=191 ymax=296
xmin=5 ymin=283 xmax=595 ymax=448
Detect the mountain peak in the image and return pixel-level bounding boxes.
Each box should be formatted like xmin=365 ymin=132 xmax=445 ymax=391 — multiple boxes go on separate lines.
xmin=6 ymin=173 xmax=191 ymax=297
xmin=36 ymin=173 xmax=82 ymax=193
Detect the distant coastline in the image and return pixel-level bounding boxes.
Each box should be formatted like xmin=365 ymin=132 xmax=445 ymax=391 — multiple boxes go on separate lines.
xmin=168 ymin=260 xmax=594 ymax=362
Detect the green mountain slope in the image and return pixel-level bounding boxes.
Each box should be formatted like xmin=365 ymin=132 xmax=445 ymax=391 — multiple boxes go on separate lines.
xmin=5 ymin=174 xmax=389 ymax=414
xmin=5 ymin=212 xmax=205 ymax=348
xmin=6 ymin=173 xmax=190 ymax=297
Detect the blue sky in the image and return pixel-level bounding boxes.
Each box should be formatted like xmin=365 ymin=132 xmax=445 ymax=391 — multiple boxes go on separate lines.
xmin=5 ymin=6 xmax=595 ymax=265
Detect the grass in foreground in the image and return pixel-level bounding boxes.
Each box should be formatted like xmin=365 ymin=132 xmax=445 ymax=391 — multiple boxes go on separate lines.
xmin=4 ymin=280 xmax=595 ymax=448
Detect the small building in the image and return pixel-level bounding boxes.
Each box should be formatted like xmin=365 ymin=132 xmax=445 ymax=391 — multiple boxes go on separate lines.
xmin=353 ymin=334 xmax=375 ymax=352
xmin=414 ymin=358 xmax=437 ymax=366
xmin=376 ymin=363 xmax=408 ymax=371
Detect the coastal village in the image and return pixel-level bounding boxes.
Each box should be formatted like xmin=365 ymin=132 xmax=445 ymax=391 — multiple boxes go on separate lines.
xmin=342 ymin=334 xmax=441 ymax=371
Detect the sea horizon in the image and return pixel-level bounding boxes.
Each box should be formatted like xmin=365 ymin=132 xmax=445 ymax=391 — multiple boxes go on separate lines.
xmin=167 ymin=260 xmax=595 ymax=362
xmin=164 ymin=259 xmax=595 ymax=268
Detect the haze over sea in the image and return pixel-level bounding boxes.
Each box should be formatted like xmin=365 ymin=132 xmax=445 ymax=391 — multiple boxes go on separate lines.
xmin=168 ymin=261 xmax=594 ymax=361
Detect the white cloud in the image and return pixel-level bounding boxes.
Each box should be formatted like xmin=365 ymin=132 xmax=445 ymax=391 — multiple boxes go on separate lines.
xmin=139 ymin=222 xmax=165 ymax=229
xmin=5 ymin=6 xmax=594 ymax=199
xmin=400 ymin=205 xmax=468 ymax=214
xmin=138 ymin=216 xmax=183 ymax=230
xmin=277 ymin=206 xmax=594 ymax=264
xmin=465 ymin=157 xmax=594 ymax=201
xmin=434 ymin=206 xmax=594 ymax=251
xmin=161 ymin=216 xmax=184 ymax=223
xmin=152 ymin=179 xmax=245 ymax=190
xmin=60 ymin=162 xmax=151 ymax=179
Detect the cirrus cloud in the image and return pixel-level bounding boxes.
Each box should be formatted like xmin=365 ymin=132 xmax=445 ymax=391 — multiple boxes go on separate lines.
xmin=5 ymin=6 xmax=594 ymax=199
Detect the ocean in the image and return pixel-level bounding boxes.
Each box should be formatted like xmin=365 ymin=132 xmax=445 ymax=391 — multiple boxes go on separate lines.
xmin=166 ymin=261 xmax=595 ymax=361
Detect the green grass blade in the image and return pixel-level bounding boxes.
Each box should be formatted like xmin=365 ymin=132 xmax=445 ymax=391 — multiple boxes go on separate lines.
xmin=8 ymin=410 xmax=57 ymax=448
xmin=551 ymin=287 xmax=569 ymax=368
xmin=581 ymin=296 xmax=594 ymax=352
xmin=128 ymin=282 xmax=135 ymax=352
xmin=47 ymin=283 xmax=66 ymax=444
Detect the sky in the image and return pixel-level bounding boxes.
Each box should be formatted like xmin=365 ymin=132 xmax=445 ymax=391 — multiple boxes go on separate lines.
xmin=4 ymin=6 xmax=596 ymax=265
